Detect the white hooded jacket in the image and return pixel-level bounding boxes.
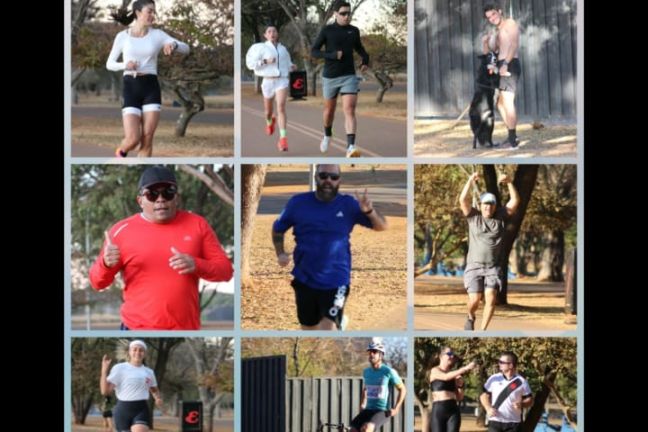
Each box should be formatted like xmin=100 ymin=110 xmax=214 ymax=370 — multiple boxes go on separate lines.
xmin=246 ymin=41 xmax=294 ymax=78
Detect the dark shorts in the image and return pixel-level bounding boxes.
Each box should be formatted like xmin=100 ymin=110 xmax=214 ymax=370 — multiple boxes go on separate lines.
xmin=498 ymin=58 xmax=521 ymax=93
xmin=291 ymin=279 xmax=350 ymax=327
xmin=488 ymin=420 xmax=522 ymax=432
xmin=113 ymin=400 xmax=151 ymax=431
xmin=102 ymin=410 xmax=113 ymax=418
xmin=463 ymin=263 xmax=502 ymax=293
xmin=350 ymin=409 xmax=391 ymax=429
xmin=122 ymin=74 xmax=162 ymax=113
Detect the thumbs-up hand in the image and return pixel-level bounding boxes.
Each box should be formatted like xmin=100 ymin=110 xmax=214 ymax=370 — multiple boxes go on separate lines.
xmin=169 ymin=247 xmax=196 ymax=275
xmin=103 ymin=230 xmax=121 ymax=268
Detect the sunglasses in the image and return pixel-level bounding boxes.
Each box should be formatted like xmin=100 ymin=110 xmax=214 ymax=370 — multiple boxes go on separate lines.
xmin=368 ymin=349 xmax=381 ymax=354
xmin=338 ymin=11 xmax=351 ymax=16
xmin=141 ymin=186 xmax=177 ymax=202
xmin=498 ymin=360 xmax=512 ymax=364
xmin=443 ymin=351 xmax=455 ymax=357
xmin=318 ymin=172 xmax=341 ymax=181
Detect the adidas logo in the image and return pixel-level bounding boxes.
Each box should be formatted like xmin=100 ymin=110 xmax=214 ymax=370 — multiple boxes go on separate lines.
xmin=336 ymin=211 xmax=344 ymax=217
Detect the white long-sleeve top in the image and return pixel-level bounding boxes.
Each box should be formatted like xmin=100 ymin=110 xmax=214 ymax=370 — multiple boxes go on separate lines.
xmin=106 ymin=28 xmax=189 ymax=76
xmin=246 ymin=41 xmax=294 ymax=78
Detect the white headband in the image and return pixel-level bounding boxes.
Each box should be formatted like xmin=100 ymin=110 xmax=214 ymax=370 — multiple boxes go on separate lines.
xmin=129 ymin=340 xmax=147 ymax=351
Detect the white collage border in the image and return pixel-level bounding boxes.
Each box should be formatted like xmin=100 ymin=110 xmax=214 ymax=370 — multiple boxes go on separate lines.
xmin=63 ymin=0 xmax=584 ymax=430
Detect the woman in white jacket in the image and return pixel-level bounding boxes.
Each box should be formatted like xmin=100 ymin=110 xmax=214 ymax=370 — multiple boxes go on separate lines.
xmin=106 ymin=0 xmax=189 ymax=157
xmin=246 ymin=25 xmax=296 ymax=151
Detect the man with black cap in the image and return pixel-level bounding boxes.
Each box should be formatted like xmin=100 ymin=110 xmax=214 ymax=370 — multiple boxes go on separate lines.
xmin=459 ymin=171 xmax=519 ymax=331
xmin=89 ymin=165 xmax=233 ymax=330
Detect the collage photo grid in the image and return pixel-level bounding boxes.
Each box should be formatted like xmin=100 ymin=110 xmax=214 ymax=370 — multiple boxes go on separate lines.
xmin=65 ymin=1 xmax=583 ymax=431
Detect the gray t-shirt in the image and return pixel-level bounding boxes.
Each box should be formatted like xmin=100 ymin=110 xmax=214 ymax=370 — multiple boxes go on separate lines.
xmin=466 ymin=207 xmax=508 ymax=266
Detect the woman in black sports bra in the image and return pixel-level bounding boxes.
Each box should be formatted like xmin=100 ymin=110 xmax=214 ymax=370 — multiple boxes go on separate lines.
xmin=428 ymin=346 xmax=476 ymax=432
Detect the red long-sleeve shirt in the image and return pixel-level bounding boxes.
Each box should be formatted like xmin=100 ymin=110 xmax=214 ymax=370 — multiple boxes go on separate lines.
xmin=89 ymin=210 xmax=233 ymax=330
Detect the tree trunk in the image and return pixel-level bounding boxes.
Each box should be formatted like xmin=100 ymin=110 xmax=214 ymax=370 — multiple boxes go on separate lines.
xmin=523 ymin=371 xmax=554 ymax=432
xmin=423 ymin=224 xmax=432 ymax=268
xmin=173 ymin=89 xmax=206 ymax=137
xmin=305 ymin=60 xmax=318 ymax=97
xmin=564 ymin=248 xmax=576 ymax=316
xmin=175 ymin=106 xmax=200 ymax=137
xmin=514 ymin=233 xmax=532 ymax=276
xmin=207 ymin=402 xmax=215 ymax=432
xmin=373 ymin=70 xmax=393 ymax=103
xmin=481 ymin=165 xmax=539 ymax=305
xmin=149 ymin=338 xmax=182 ymax=429
xmin=536 ymin=229 xmax=565 ymax=281
xmin=72 ymin=394 xmax=93 ymax=424
xmin=241 ymin=165 xmax=268 ymax=288
xmin=509 ymin=240 xmax=519 ymax=275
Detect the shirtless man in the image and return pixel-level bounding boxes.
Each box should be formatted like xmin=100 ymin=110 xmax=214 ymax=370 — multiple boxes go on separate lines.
xmin=482 ymin=3 xmax=521 ymax=149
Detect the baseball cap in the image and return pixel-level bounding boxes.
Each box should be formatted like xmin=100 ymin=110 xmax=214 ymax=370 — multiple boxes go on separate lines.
xmin=138 ymin=166 xmax=177 ymax=190
xmin=480 ymin=192 xmax=497 ymax=204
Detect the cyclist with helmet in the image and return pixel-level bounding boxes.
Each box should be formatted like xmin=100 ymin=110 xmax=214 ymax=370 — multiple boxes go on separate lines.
xmin=350 ymin=339 xmax=406 ymax=432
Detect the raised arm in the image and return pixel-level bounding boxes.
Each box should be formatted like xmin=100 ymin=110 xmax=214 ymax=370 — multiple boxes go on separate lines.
xmin=460 ymin=173 xmax=479 ymax=216
xmin=355 ymin=189 xmax=388 ymax=231
xmin=499 ymin=174 xmax=519 ymax=216
xmin=429 ymin=362 xmax=476 ymax=382
xmin=100 ymin=355 xmax=115 ymax=396
xmin=161 ymin=30 xmax=190 ymax=55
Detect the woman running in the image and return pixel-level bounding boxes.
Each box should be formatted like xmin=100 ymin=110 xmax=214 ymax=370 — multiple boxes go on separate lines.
xmin=106 ymin=0 xmax=189 ymax=157
xmin=428 ymin=346 xmax=476 ymax=432
xmin=100 ymin=340 xmax=163 ymax=431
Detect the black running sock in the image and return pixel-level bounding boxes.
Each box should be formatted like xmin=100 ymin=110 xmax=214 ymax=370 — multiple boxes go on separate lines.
xmin=324 ymin=126 xmax=332 ymax=137
xmin=508 ymin=128 xmax=517 ymax=144
xmin=346 ymin=134 xmax=356 ymax=148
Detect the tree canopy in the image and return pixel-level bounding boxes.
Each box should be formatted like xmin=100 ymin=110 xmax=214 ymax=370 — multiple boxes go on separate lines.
xmin=241 ymin=337 xmax=407 ymax=378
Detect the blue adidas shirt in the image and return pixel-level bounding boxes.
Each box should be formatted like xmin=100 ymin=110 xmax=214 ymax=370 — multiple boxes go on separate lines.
xmin=363 ymin=364 xmax=402 ymax=411
xmin=273 ymin=192 xmax=373 ymax=289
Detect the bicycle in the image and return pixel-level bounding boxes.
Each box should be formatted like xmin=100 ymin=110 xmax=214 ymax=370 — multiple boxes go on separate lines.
xmin=317 ymin=419 xmax=352 ymax=431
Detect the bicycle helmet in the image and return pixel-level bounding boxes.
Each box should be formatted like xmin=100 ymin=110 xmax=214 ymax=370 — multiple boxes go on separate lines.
xmin=366 ymin=338 xmax=385 ymax=354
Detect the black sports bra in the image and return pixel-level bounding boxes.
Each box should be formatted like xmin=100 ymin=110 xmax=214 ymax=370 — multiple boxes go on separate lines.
xmin=430 ymin=379 xmax=457 ymax=392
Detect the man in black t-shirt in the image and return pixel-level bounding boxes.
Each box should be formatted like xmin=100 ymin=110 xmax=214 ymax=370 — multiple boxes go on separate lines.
xmin=311 ymin=1 xmax=369 ymax=158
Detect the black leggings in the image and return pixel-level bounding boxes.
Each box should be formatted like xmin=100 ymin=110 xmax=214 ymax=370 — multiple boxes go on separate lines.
xmin=430 ymin=399 xmax=460 ymax=432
